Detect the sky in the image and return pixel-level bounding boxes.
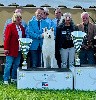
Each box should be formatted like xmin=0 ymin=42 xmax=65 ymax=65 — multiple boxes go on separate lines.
xmin=0 ymin=0 xmax=96 ymax=8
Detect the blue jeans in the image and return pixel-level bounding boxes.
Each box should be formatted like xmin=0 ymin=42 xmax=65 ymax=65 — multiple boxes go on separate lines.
xmin=79 ymin=49 xmax=95 ymax=64
xmin=3 ymin=52 xmax=21 ymax=81
xmin=30 ymin=49 xmax=41 ymax=68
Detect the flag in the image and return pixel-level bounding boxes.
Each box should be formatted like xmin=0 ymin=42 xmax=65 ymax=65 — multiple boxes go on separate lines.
xmin=42 ymin=82 xmax=48 ymax=86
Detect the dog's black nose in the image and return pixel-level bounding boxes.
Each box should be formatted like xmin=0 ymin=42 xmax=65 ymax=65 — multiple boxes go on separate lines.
xmin=48 ymin=35 xmax=51 ymax=38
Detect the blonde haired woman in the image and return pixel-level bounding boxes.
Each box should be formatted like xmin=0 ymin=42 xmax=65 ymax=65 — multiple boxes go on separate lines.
xmin=4 ymin=12 xmax=25 ymax=84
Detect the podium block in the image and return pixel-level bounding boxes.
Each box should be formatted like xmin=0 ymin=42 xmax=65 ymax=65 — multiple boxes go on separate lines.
xmin=74 ymin=65 xmax=96 ymax=91
xmin=17 ymin=68 xmax=73 ymax=90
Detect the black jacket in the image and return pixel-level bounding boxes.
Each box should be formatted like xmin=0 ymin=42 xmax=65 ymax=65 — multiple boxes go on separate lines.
xmin=55 ymin=22 xmax=76 ymax=60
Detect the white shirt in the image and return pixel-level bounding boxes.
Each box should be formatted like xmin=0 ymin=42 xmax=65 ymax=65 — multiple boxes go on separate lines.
xmin=16 ymin=25 xmax=22 ymax=51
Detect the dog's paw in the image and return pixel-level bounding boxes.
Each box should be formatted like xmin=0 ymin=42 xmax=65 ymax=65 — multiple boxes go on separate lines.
xmin=51 ymin=66 xmax=54 ymax=68
xmin=44 ymin=66 xmax=47 ymax=68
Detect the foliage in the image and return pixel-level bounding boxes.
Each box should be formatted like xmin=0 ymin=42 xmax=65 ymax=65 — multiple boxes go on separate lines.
xmin=0 ymin=81 xmax=96 ymax=100
xmin=58 ymin=5 xmax=67 ymax=8
xmin=41 ymin=4 xmax=51 ymax=7
xmin=0 ymin=72 xmax=96 ymax=99
xmin=8 ymin=3 xmax=19 ymax=7
xmin=0 ymin=3 xmax=4 ymax=6
xmin=89 ymin=6 xmax=96 ymax=8
xmin=24 ymin=4 xmax=36 ymax=7
xmin=73 ymin=5 xmax=82 ymax=8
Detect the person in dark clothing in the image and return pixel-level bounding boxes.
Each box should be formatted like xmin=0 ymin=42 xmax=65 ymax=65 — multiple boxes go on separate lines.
xmin=55 ymin=12 xmax=76 ymax=68
xmin=77 ymin=12 xmax=96 ymax=64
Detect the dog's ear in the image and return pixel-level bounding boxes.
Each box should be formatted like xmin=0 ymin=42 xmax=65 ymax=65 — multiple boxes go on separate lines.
xmin=50 ymin=27 xmax=54 ymax=32
xmin=43 ymin=27 xmax=47 ymax=32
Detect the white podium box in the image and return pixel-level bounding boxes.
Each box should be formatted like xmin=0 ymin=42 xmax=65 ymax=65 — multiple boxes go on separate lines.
xmin=17 ymin=68 xmax=73 ymax=90
xmin=74 ymin=65 xmax=96 ymax=91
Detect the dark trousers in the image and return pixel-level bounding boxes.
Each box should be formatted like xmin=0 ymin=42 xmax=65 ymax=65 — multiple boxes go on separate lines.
xmin=55 ymin=50 xmax=61 ymax=68
xmin=30 ymin=46 xmax=42 ymax=68
xmin=19 ymin=54 xmax=23 ymax=67
xmin=79 ymin=49 xmax=95 ymax=64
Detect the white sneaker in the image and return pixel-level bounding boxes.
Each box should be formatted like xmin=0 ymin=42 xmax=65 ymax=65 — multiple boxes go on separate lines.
xmin=4 ymin=81 xmax=8 ymax=85
xmin=11 ymin=79 xmax=17 ymax=83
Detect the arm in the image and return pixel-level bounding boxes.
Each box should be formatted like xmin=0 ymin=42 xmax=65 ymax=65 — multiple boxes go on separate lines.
xmin=26 ymin=21 xmax=43 ymax=39
xmin=93 ymin=24 xmax=96 ymax=36
xmin=4 ymin=25 xmax=12 ymax=55
xmin=51 ymin=20 xmax=56 ymax=36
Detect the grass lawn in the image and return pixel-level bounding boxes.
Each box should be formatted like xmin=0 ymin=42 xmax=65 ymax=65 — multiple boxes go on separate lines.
xmin=0 ymin=84 xmax=96 ymax=100
xmin=0 ymin=73 xmax=96 ymax=100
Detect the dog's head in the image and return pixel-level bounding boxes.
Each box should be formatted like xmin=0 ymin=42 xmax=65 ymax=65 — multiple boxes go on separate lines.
xmin=43 ymin=27 xmax=54 ymax=39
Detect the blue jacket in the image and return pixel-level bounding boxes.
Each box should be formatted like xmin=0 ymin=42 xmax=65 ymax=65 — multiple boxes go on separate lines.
xmin=51 ymin=18 xmax=58 ymax=36
xmin=26 ymin=19 xmax=49 ymax=50
xmin=31 ymin=16 xmax=52 ymax=28
xmin=44 ymin=17 xmax=52 ymax=29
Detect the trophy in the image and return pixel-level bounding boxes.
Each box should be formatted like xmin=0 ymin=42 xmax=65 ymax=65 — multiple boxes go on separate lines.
xmin=19 ymin=38 xmax=32 ymax=69
xmin=71 ymin=31 xmax=86 ymax=66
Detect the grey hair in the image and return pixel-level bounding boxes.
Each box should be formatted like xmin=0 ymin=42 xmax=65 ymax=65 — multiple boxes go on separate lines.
xmin=63 ymin=12 xmax=72 ymax=20
xmin=59 ymin=12 xmax=72 ymax=24
xmin=54 ymin=7 xmax=61 ymax=12
xmin=81 ymin=12 xmax=89 ymax=18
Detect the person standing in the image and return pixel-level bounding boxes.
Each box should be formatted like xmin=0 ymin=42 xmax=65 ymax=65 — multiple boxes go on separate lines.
xmin=4 ymin=12 xmax=25 ymax=84
xmin=43 ymin=7 xmax=52 ymax=28
xmin=26 ymin=8 xmax=49 ymax=68
xmin=55 ymin=13 xmax=76 ymax=68
xmin=3 ymin=9 xmax=27 ymax=68
xmin=77 ymin=12 xmax=96 ymax=64
xmin=52 ymin=8 xmax=62 ymax=68
xmin=30 ymin=7 xmax=52 ymax=28
xmin=52 ymin=8 xmax=62 ymax=36
xmin=3 ymin=9 xmax=27 ymax=40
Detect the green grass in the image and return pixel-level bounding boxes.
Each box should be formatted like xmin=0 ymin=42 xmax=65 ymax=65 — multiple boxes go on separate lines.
xmin=0 ymin=82 xmax=96 ymax=100
xmin=0 ymin=74 xmax=96 ymax=100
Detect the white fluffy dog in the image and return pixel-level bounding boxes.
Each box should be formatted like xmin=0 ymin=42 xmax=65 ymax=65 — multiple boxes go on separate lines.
xmin=42 ymin=27 xmax=58 ymax=68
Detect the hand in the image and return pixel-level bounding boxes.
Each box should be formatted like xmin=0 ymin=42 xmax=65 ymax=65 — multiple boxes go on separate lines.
xmin=42 ymin=33 xmax=44 ymax=38
xmin=4 ymin=50 xmax=9 ymax=55
xmin=81 ymin=45 xmax=88 ymax=50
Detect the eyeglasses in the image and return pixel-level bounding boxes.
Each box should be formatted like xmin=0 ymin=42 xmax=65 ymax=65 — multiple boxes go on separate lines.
xmin=82 ymin=17 xmax=88 ymax=19
xmin=16 ymin=16 xmax=22 ymax=19
xmin=55 ymin=12 xmax=61 ymax=14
